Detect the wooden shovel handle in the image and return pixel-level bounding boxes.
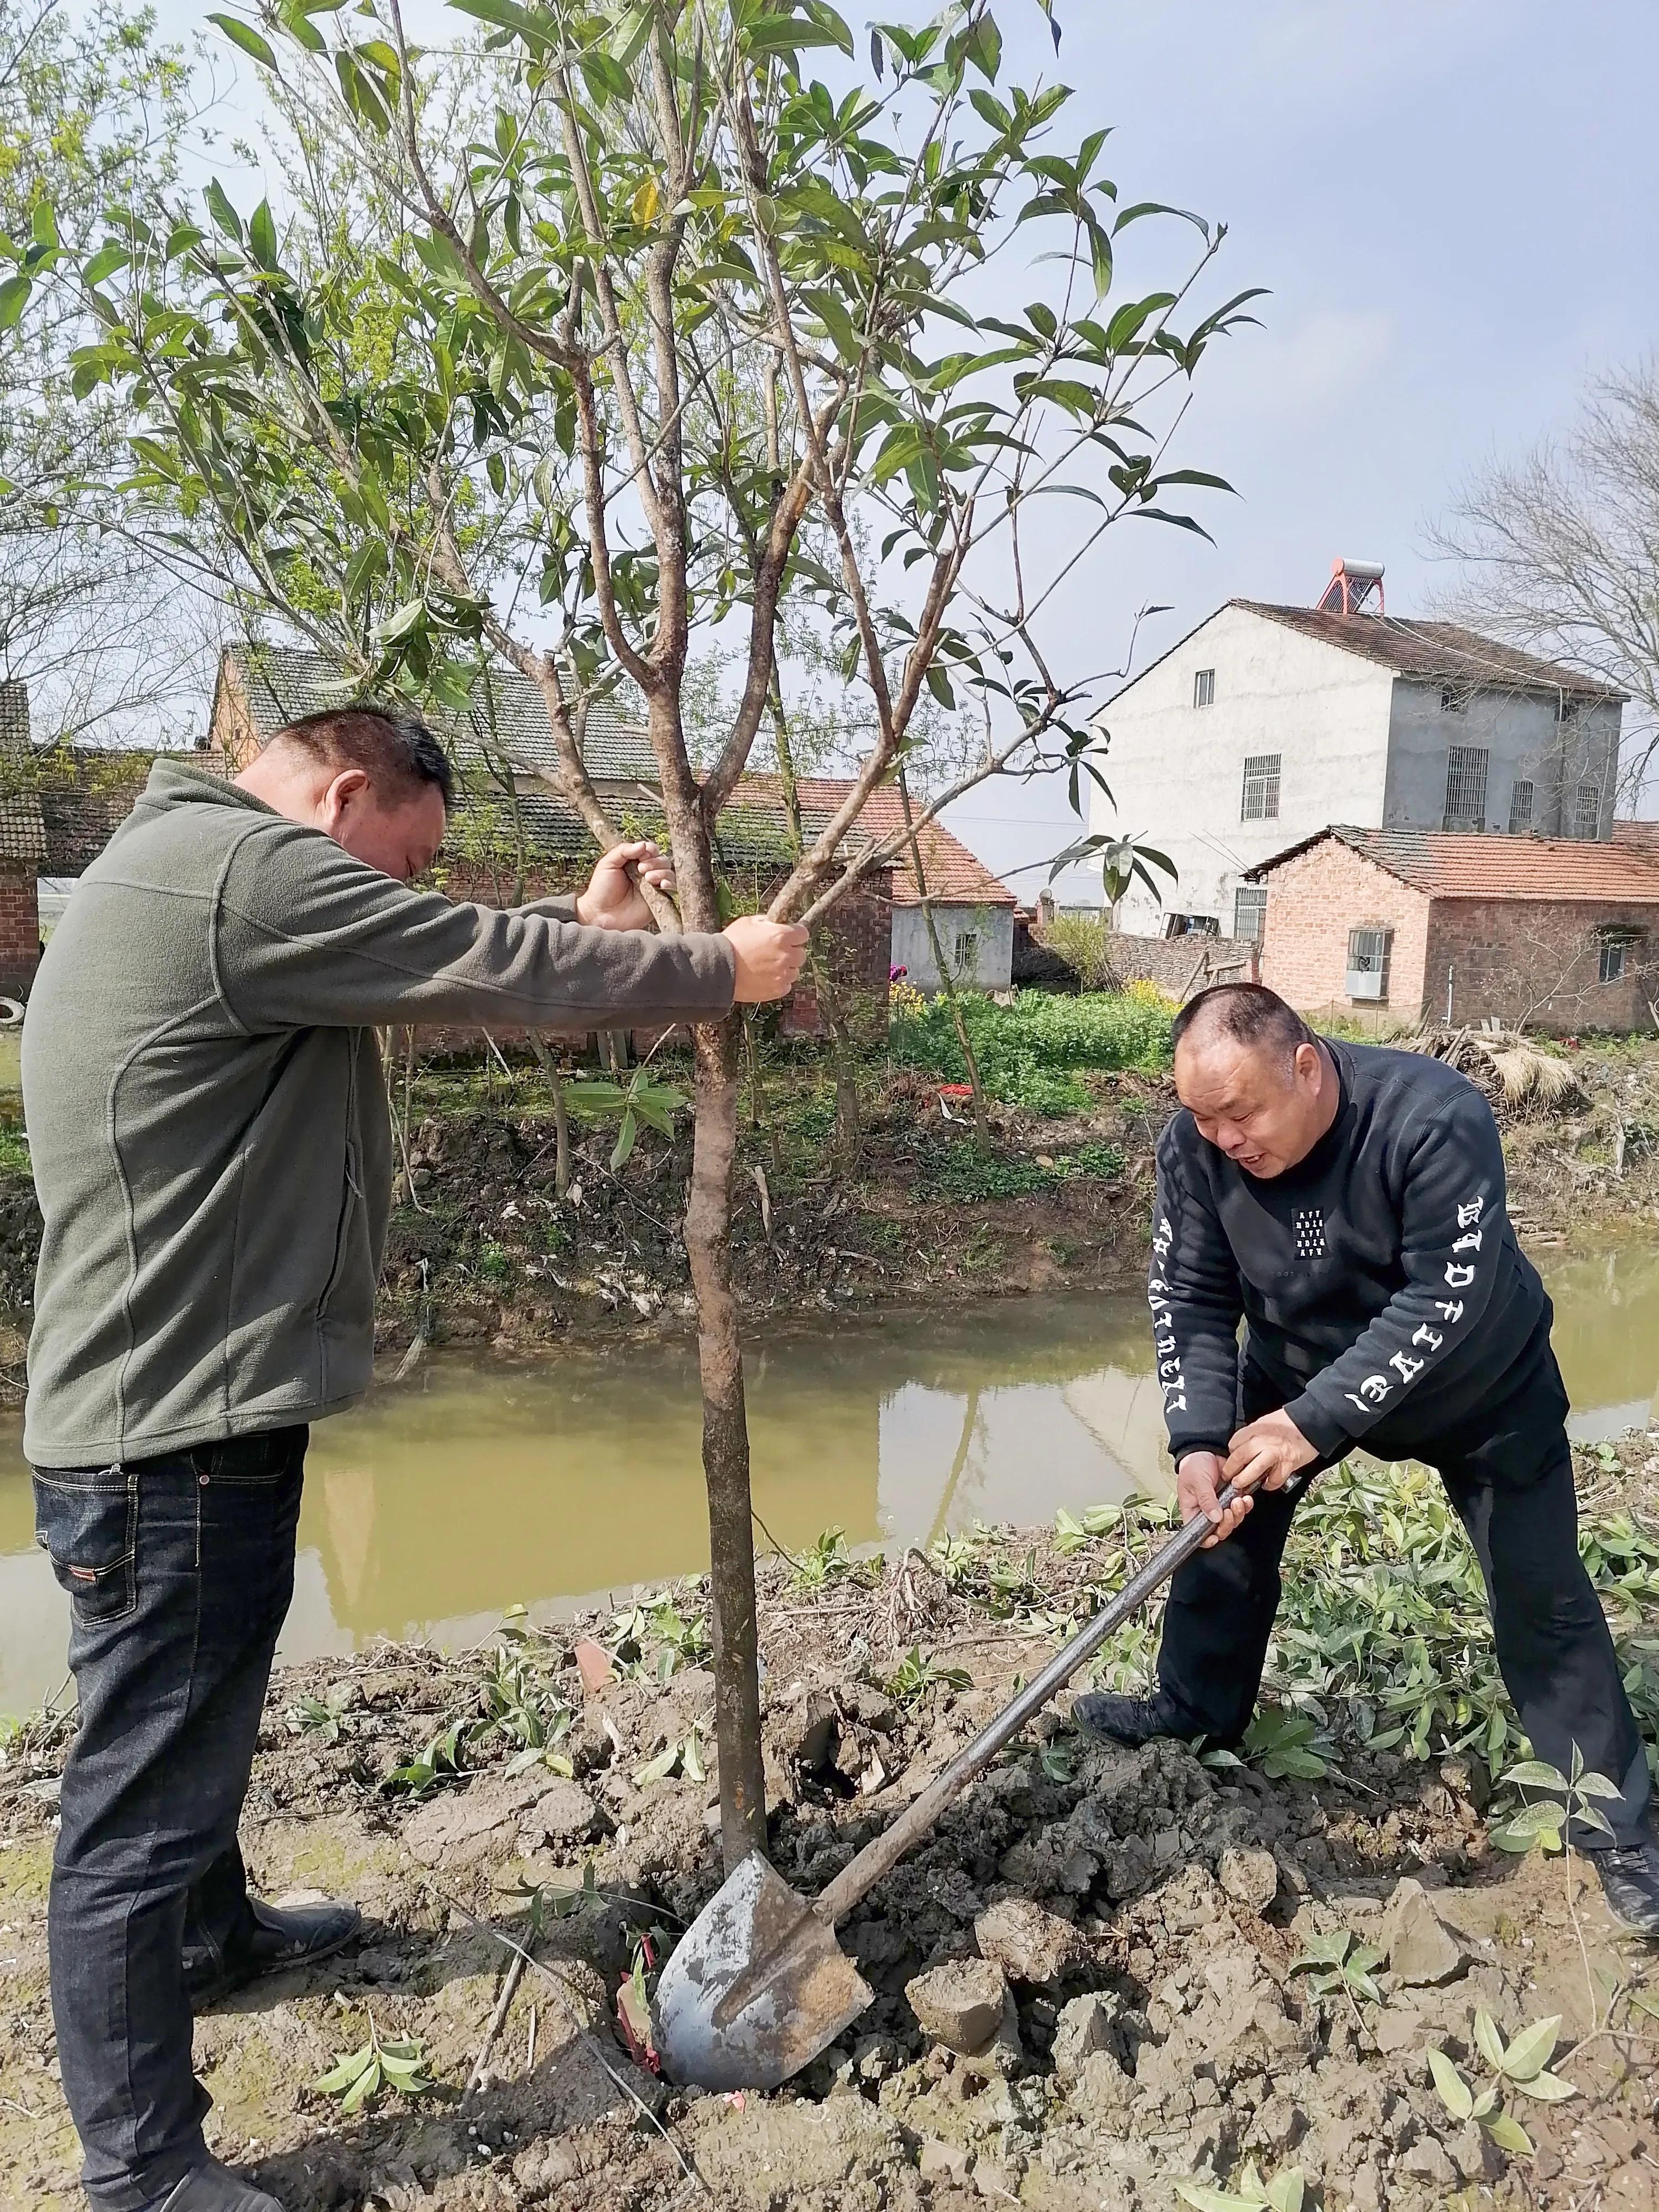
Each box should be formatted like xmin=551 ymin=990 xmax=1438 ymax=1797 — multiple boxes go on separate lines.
xmin=813 ymin=1475 xmax=1299 ymax=1929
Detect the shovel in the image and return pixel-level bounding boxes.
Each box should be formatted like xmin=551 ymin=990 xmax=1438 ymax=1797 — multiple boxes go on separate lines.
xmin=654 ymin=1475 xmax=1282 ymax=2089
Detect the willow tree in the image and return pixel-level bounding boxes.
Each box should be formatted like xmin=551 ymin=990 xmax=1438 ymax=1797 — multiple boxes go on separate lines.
xmin=45 ymin=0 xmax=1255 ymax=1867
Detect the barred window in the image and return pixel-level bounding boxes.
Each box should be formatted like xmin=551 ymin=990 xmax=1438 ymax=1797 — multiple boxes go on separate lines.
xmin=952 ymin=929 xmax=979 ymax=975
xmin=1233 ymin=886 xmax=1267 ymax=943
xmin=1348 ymin=927 xmax=1389 ymax=975
xmin=1507 ymin=779 xmax=1534 ymax=835
xmin=1193 ymin=668 xmax=1215 ymax=708
xmin=1598 ymin=927 xmax=1641 ymax=984
xmin=1443 ymin=744 xmax=1489 ymax=830
xmin=1240 ymin=752 xmax=1281 ymax=822
xmin=1573 ymin=781 xmax=1602 ymax=840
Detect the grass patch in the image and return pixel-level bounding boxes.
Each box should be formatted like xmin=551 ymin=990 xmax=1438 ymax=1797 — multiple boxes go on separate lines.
xmin=893 ymin=989 xmax=1171 ymax=1114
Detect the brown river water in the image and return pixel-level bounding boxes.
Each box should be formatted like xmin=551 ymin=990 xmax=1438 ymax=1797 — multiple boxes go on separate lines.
xmin=3 ymin=1245 xmax=1658 ymax=1718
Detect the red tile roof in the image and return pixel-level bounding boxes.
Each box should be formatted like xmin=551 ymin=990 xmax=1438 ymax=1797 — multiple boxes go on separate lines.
xmin=1249 ymin=825 xmax=1659 ymax=904
xmin=732 ymin=775 xmax=1016 ymax=906
xmin=1233 ymin=603 xmax=1626 ymax=701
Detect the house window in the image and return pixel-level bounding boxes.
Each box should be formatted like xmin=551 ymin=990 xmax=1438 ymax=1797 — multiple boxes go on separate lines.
xmin=1598 ymin=927 xmax=1641 ymax=984
xmin=1440 ymin=686 xmax=1469 ymax=714
xmin=1346 ymin=926 xmax=1391 ymax=1001
xmin=1240 ymin=752 xmax=1281 ymax=822
xmin=1573 ymin=781 xmax=1602 ymax=840
xmin=952 ymin=928 xmax=979 ymax=975
xmin=1164 ymin=913 xmax=1219 ymax=938
xmin=1193 ymin=668 xmax=1215 ymax=708
xmin=1233 ymin=886 xmax=1267 ymax=943
xmin=1443 ymin=745 xmax=1489 ymax=831
xmin=1507 ymin=779 xmax=1535 ymax=836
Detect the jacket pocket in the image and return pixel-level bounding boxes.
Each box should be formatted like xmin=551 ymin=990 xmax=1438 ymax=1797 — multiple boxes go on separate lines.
xmin=32 ymin=1465 xmax=139 ymax=1626
xmin=319 ymin=1139 xmax=362 ymax=1320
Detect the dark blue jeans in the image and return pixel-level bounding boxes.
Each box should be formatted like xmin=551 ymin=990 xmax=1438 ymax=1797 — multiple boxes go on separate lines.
xmin=33 ymin=1427 xmax=307 ymax=2212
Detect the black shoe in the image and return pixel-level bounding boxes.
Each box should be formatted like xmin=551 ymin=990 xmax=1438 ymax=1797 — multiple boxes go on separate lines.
xmin=185 ymin=1893 xmax=362 ymax=2011
xmin=1594 ymin=1838 xmax=1659 ymax=1938
xmin=1070 ymin=1691 xmax=1207 ymax=1749
xmin=147 ymin=2154 xmax=285 ymax=2210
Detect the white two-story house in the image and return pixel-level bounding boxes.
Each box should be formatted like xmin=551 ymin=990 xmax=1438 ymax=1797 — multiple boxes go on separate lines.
xmin=1089 ymin=563 xmax=1626 ymax=942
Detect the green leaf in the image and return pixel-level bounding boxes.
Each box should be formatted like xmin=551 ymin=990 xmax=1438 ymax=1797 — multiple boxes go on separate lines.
xmin=208 ymin=12 xmax=278 ymax=66
xmin=633 ymin=1740 xmax=680 ymax=1786
xmin=1501 ymin=1759 xmax=1571 ymax=1793
xmin=1483 ymin=2111 xmax=1534 ymax=2157
xmin=449 ymin=0 xmax=546 ymax=36
xmin=83 ymin=244 xmax=130 ymax=286
xmin=0 ymin=274 xmax=30 ymax=331
xmin=1569 ymin=1769 xmax=1626 ymax=1799
xmin=378 ymin=599 xmax=426 ymax=644
xmin=1473 ymin=2006 xmax=1507 ymax=2072
xmin=1496 ymin=2014 xmax=1561 ymax=2083
xmin=1507 ymin=2068 xmax=1576 ymax=2103
xmin=1264 ymin=2171 xmax=1305 ymax=2212
xmin=610 ymin=1110 xmax=638 ymax=1172
xmin=314 ymin=2043 xmax=375 ymax=2094
xmin=1427 ymin=2047 xmax=1473 ymax=2121
xmin=338 ymin=2054 xmax=380 ymax=2112
xmin=203 ymin=178 xmax=244 ymax=243
xmin=964 ymin=13 xmax=1000 ymax=79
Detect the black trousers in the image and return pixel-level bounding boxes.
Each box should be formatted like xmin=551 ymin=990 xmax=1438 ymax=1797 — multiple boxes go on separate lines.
xmin=1155 ymin=1344 xmax=1652 ymax=1848
xmin=33 ymin=1427 xmax=307 ymax=2212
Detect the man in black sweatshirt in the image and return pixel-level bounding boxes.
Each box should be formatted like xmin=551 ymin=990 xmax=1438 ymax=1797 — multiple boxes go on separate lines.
xmin=1073 ymin=982 xmax=1659 ymax=1935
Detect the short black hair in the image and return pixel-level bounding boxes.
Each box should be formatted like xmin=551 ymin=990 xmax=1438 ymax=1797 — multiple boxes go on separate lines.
xmin=1171 ymin=982 xmax=1314 ymax=1066
xmin=273 ymin=701 xmax=454 ymax=810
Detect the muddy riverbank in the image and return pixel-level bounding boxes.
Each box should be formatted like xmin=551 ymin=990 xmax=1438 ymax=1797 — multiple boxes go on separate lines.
xmin=3 ymin=1436 xmax=1657 ymax=2212
xmin=6 ymin=1032 xmax=1659 ymax=1379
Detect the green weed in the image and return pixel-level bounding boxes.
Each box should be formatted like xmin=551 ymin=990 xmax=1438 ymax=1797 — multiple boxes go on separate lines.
xmin=884 ymin=1644 xmax=972 ymax=1703
xmin=315 ymin=2015 xmax=436 ymax=2113
xmin=893 ymin=989 xmax=1171 ymax=1114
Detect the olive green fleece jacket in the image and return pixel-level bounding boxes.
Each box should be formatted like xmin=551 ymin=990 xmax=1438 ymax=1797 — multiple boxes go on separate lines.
xmin=21 ymin=760 xmax=735 ymax=1467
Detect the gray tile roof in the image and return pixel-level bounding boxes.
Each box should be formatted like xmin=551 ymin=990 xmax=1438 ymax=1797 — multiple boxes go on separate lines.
xmin=450 ymin=787 xmax=872 ymax=875
xmin=220 ymin=644 xmax=659 ymax=782
xmin=1233 ymin=604 xmax=1627 ymax=701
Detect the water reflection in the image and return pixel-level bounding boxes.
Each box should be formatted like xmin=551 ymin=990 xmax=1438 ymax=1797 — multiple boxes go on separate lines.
xmin=3 ymin=1244 xmax=1658 ymax=1716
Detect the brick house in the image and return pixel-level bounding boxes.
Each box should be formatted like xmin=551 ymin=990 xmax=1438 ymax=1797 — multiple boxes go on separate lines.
xmin=1248 ymin=823 xmax=1659 ymax=1031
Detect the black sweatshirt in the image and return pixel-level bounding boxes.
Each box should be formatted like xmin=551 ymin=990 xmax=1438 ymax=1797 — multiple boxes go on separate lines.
xmin=1149 ymin=1039 xmax=1548 ymax=1464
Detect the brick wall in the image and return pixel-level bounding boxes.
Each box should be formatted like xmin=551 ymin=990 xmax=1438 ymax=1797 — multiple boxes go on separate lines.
xmin=1105 ymin=932 xmax=1260 ymax=998
xmin=0 ymin=864 xmax=40 ymax=999
xmin=1424 ymin=899 xmax=1659 ymax=1032
xmin=1258 ymin=841 xmax=1433 ymax=1020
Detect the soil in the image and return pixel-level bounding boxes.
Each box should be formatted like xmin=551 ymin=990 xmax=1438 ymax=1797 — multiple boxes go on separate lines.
xmin=3 ymin=1441 xmax=1656 ymax=2212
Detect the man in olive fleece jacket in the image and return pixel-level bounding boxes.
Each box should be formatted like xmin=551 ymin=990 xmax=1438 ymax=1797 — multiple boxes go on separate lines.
xmin=23 ymin=705 xmax=808 ymax=2212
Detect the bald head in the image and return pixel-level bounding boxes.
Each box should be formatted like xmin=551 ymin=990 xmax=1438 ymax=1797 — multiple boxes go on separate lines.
xmin=1172 ymin=985 xmax=1337 ymax=1178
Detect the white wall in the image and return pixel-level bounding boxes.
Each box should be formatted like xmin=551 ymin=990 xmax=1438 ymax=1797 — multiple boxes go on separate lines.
xmin=1089 ymin=604 xmax=1395 ymax=934
xmin=1091 ymin=606 xmax=1627 ymax=935
xmin=891 ymin=903 xmax=1015 ymax=993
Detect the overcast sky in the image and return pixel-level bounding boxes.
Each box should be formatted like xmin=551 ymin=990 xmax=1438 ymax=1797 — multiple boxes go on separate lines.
xmin=141 ymin=0 xmax=1659 ymax=894
xmin=944 ymin=0 xmax=1659 ymax=898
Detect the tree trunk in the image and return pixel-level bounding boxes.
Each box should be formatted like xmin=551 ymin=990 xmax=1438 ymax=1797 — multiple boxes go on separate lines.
xmin=684 ymin=1016 xmax=767 ymax=1867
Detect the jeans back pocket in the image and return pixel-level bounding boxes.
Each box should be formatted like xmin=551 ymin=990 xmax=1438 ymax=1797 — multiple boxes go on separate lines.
xmin=33 ymin=1465 xmax=139 ymax=1626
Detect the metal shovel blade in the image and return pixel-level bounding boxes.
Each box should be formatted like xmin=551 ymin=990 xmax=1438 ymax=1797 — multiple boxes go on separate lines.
xmin=652 ymin=1850 xmax=873 ymax=2091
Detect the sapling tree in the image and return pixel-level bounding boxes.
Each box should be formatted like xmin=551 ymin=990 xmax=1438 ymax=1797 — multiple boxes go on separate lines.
xmin=36 ymin=0 xmax=1256 ymax=1866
